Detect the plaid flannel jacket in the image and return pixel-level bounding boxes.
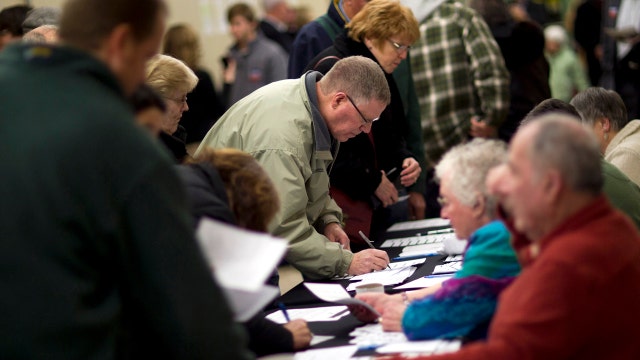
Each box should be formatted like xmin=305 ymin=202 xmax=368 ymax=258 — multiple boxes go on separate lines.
xmin=410 ymin=0 xmax=510 ymax=168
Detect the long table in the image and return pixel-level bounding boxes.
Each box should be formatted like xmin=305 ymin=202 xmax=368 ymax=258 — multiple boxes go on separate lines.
xmin=261 ymin=220 xmax=454 ymax=358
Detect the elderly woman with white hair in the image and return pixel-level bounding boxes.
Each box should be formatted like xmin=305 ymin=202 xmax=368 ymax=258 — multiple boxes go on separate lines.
xmin=353 ymin=139 xmax=521 ymax=341
xmin=145 ymin=54 xmax=198 ymax=162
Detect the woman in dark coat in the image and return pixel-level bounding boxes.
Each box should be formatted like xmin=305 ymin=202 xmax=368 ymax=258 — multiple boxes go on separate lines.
xmin=176 ymin=148 xmax=312 ymax=356
xmin=304 ymin=0 xmax=422 ymax=245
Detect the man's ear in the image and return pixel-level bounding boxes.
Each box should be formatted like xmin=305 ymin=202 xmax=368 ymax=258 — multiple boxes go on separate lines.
xmin=100 ymin=23 xmax=134 ymax=76
xmin=542 ymin=169 xmax=563 ymax=205
xmin=600 ymin=117 xmax=611 ymax=132
xmin=331 ymin=91 xmax=347 ymax=110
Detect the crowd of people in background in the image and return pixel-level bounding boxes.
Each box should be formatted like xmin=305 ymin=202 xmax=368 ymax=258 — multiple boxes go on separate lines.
xmin=2 ymin=0 xmax=640 ymax=358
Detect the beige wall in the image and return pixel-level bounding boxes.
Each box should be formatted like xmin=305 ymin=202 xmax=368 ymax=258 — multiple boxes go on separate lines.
xmin=2 ymin=0 xmax=328 ymax=89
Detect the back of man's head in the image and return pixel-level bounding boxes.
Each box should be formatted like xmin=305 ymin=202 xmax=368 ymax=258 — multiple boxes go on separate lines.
xmin=22 ymin=6 xmax=61 ymax=34
xmin=319 ymin=56 xmax=390 ymax=106
xmin=525 ymin=115 xmax=603 ymax=196
xmin=59 ymin=0 xmax=166 ymax=52
xmin=570 ymin=87 xmax=629 ymax=132
xmin=521 ymin=98 xmax=581 ymax=128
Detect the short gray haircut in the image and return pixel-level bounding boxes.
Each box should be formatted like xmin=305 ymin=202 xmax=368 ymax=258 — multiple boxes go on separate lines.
xmin=525 ymin=115 xmax=603 ymax=195
xmin=570 ymin=87 xmax=628 ymax=132
xmin=22 ymin=6 xmax=60 ymax=33
xmin=22 ymin=24 xmax=58 ymax=43
xmin=319 ymin=56 xmax=390 ymax=107
xmin=435 ymin=138 xmax=507 ymax=218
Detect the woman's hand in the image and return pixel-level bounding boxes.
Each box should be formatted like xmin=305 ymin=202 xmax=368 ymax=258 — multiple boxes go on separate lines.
xmin=283 ymin=319 xmax=312 ymax=350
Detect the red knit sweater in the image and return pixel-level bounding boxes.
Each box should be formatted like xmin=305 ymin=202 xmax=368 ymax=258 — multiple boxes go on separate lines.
xmin=390 ymin=196 xmax=640 ymax=360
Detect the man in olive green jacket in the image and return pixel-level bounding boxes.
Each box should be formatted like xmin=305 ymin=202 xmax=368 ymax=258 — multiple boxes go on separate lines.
xmin=197 ymin=56 xmax=391 ymax=279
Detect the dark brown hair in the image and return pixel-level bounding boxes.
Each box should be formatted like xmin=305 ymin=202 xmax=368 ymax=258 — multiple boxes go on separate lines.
xmin=193 ymin=148 xmax=279 ymax=232
xmin=59 ymin=0 xmax=167 ymax=51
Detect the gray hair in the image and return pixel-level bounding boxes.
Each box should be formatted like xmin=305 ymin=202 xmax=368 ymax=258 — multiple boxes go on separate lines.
xmin=319 ymin=56 xmax=390 ymax=107
xmin=435 ymin=138 xmax=508 ymax=219
xmin=570 ymin=87 xmax=628 ymax=132
xmin=22 ymin=25 xmax=58 ymax=44
xmin=526 ymin=115 xmax=603 ymax=195
xmin=22 ymin=6 xmax=60 ymax=33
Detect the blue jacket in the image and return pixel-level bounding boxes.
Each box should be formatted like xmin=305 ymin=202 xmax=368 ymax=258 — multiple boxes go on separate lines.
xmin=288 ymin=0 xmax=346 ymax=78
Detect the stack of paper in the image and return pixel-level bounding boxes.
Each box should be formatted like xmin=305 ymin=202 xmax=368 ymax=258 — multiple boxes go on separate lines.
xmin=386 ymin=218 xmax=451 ymax=232
xmin=396 ymin=242 xmax=445 ymax=259
xmin=196 ymin=218 xmax=288 ymax=321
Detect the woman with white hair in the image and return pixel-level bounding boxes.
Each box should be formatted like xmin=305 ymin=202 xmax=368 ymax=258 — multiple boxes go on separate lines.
xmin=352 ymin=139 xmax=521 ymax=341
xmin=145 ymin=54 xmax=198 ymax=162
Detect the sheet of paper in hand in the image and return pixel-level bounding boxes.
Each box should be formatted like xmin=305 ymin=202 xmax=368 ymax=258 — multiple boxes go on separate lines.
xmin=304 ymin=282 xmax=381 ymax=317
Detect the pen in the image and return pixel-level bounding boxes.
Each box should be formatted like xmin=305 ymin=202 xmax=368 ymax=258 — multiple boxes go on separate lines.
xmin=278 ymin=302 xmax=290 ymax=322
xmin=385 ymin=167 xmax=398 ymax=177
xmin=358 ymin=344 xmax=381 ymax=351
xmin=358 ymin=230 xmax=392 ymax=270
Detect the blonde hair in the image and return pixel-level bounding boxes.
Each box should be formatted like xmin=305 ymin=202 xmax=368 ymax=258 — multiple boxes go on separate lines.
xmin=163 ymin=23 xmax=201 ymax=70
xmin=145 ymin=54 xmax=198 ymax=97
xmin=347 ymin=0 xmax=419 ymax=49
xmin=193 ymin=148 xmax=280 ymax=232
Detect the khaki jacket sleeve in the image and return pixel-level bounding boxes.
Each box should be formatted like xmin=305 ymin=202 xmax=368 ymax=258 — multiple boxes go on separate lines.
xmin=257 ymin=149 xmax=353 ymax=279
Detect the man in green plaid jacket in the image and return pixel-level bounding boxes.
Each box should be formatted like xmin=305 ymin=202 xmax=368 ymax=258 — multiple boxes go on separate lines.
xmin=404 ymin=0 xmax=510 ymax=216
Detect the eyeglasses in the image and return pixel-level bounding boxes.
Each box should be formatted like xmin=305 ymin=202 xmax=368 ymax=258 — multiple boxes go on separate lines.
xmin=387 ymin=39 xmax=411 ymax=53
xmin=165 ymin=95 xmax=188 ymax=105
xmin=346 ymin=94 xmax=379 ymax=125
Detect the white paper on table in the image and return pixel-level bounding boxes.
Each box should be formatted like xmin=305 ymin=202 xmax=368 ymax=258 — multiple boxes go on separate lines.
xmin=386 ymin=218 xmax=450 ymax=232
xmin=224 ymin=285 xmax=280 ymax=322
xmin=432 ymin=261 xmax=463 ymax=274
xmin=394 ymin=274 xmax=453 ymax=290
xmin=346 ymin=267 xmax=417 ymax=291
xmin=444 ymin=254 xmax=464 ymax=262
xmin=195 ymin=218 xmax=287 ymax=292
xmin=304 ymin=283 xmax=381 ymax=317
xmin=266 ymin=305 xmax=350 ymax=324
xmin=376 ymin=339 xmax=461 ymax=354
xmin=398 ymin=243 xmax=444 ymax=257
xmin=349 ymin=323 xmax=408 ymax=347
xmin=389 ymin=258 xmax=426 ymax=268
xmin=310 ymin=335 xmax=334 ymax=346
xmin=293 ymin=345 xmax=359 ymax=360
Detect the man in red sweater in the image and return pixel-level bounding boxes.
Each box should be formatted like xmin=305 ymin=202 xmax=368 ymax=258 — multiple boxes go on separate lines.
xmin=393 ymin=115 xmax=640 ymax=359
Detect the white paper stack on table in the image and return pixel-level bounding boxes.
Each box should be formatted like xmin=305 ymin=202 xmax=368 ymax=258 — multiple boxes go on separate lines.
xmin=345 ymin=258 xmax=425 ymax=291
xmin=386 ymin=218 xmax=451 ymax=232
xmin=196 ymin=218 xmax=287 ymax=322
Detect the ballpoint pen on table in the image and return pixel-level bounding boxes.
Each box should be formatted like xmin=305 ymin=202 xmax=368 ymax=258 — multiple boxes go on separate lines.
xmin=358 ymin=230 xmax=392 ymax=270
xmin=278 ymin=302 xmax=290 ymax=322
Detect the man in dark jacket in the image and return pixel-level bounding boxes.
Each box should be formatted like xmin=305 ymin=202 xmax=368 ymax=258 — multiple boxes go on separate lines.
xmin=0 ymin=0 xmax=251 ymax=359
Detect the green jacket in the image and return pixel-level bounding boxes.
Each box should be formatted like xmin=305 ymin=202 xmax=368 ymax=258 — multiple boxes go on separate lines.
xmin=0 ymin=44 xmax=251 ymax=359
xmin=197 ymin=72 xmax=353 ymax=279
xmin=602 ymin=159 xmax=640 ymax=229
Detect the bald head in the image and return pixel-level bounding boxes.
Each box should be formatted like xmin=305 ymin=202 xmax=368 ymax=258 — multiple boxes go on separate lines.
xmin=519 ymin=115 xmax=603 ymax=195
